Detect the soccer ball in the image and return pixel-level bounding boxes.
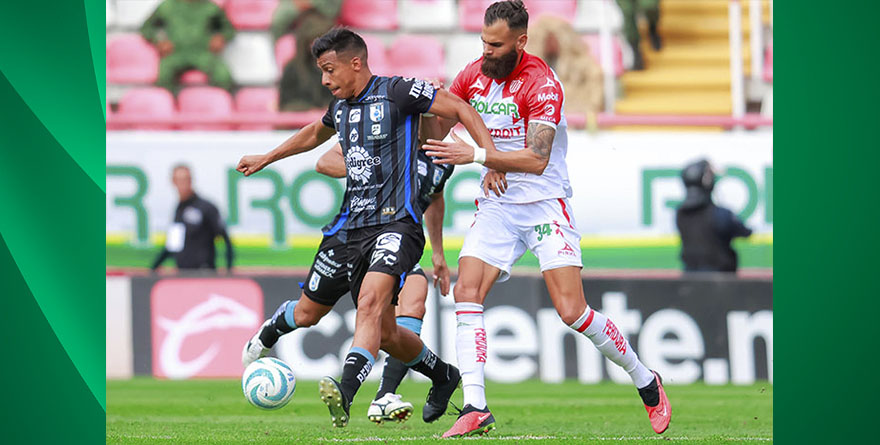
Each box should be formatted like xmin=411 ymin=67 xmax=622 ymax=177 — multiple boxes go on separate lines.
xmin=242 ymin=357 xmax=296 ymax=410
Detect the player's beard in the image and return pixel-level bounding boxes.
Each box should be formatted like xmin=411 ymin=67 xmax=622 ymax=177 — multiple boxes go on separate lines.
xmin=481 ymin=49 xmax=519 ymax=79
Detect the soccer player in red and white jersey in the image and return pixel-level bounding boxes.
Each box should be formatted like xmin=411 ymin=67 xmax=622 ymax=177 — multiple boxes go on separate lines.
xmin=423 ymin=0 xmax=671 ymax=438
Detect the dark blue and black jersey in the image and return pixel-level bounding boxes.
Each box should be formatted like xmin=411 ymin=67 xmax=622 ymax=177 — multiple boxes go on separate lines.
xmin=321 ymin=75 xmax=437 ymax=230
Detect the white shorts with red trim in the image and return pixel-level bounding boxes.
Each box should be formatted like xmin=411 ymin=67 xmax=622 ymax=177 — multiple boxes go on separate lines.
xmin=459 ymin=197 xmax=583 ymax=282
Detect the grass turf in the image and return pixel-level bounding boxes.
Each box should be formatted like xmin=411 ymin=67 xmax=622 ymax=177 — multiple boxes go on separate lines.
xmin=107 ymin=378 xmax=772 ymax=444
xmin=106 ymin=240 xmax=772 ymax=270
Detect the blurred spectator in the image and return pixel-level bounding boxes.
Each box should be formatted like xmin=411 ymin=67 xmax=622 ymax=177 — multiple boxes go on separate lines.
xmin=151 ymin=165 xmax=234 ymax=273
xmin=616 ymin=0 xmax=662 ymax=70
xmin=676 ymin=160 xmax=752 ymax=273
xmin=527 ymin=15 xmax=603 ymax=129
xmin=140 ymin=0 xmax=236 ymax=93
xmin=271 ymin=0 xmax=343 ymax=111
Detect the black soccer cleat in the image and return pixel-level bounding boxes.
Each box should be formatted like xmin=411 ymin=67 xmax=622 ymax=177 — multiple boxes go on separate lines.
xmin=422 ymin=365 xmax=461 ymax=423
xmin=319 ymin=376 xmax=351 ymax=428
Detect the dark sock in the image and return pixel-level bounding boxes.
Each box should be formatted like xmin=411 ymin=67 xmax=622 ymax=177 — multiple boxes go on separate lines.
xmin=638 ymin=377 xmax=660 ymax=407
xmin=407 ymin=346 xmax=452 ymax=384
xmin=259 ymin=300 xmax=297 ymax=348
xmin=375 ymin=357 xmax=409 ymax=400
xmin=339 ymin=349 xmax=374 ymax=408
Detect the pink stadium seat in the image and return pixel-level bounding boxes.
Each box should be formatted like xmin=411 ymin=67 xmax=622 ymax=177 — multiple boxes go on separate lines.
xmin=116 ymin=87 xmax=176 ymax=130
xmin=180 ymin=70 xmax=209 ymax=85
xmin=339 ymin=0 xmax=398 ymax=30
xmin=764 ymin=42 xmax=773 ymax=83
xmin=235 ymin=88 xmax=279 ymax=130
xmin=361 ymin=34 xmax=392 ymax=77
xmin=458 ymin=0 xmax=495 ymax=32
xmin=523 ymin=0 xmax=576 ymax=23
xmin=583 ymin=34 xmax=625 ymax=77
xmin=389 ymin=35 xmax=445 ymax=81
xmin=178 ymin=86 xmax=235 ymax=130
xmin=107 ymin=35 xmax=160 ymax=84
xmin=275 ymin=34 xmax=296 ymax=75
xmin=224 ymin=0 xmax=278 ymax=30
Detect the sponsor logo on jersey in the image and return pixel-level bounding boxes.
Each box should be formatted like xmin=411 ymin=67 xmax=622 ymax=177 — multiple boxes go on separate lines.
xmin=335 ymin=109 xmax=342 ymax=124
xmin=432 ymin=168 xmax=445 ymax=186
xmin=470 ymin=99 xmax=520 ymax=118
xmin=349 ymin=128 xmax=359 ymax=142
xmin=558 ymin=242 xmax=577 ymax=257
xmin=308 ymin=272 xmax=321 ymax=292
xmin=418 ymin=160 xmax=428 ymax=176
xmin=470 ymin=78 xmax=485 ymax=90
xmin=345 ymin=145 xmax=381 ymax=184
xmin=371 ymin=123 xmax=381 ymax=135
xmin=349 ymin=109 xmax=361 ymax=123
xmin=364 ymin=94 xmax=387 ymax=101
xmin=370 ymin=103 xmax=384 ymax=122
xmin=350 ymin=195 xmax=377 ymax=212
xmin=376 ymin=232 xmax=402 ymax=252
xmin=474 ymin=328 xmax=488 ymax=363
xmin=603 ymin=319 xmax=628 ymax=354
xmin=489 ymin=127 xmax=525 ymax=138
xmin=382 ymin=206 xmax=396 ymax=215
xmin=537 ymin=92 xmax=559 ymax=102
xmin=509 ymin=79 xmax=523 ymax=94
xmin=540 ymin=77 xmax=556 ymax=89
xmin=408 ymin=79 xmax=435 ymax=100
xmin=544 ymin=104 xmax=556 ymax=116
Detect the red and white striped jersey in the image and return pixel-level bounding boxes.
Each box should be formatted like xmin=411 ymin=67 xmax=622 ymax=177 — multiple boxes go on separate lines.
xmin=450 ymin=51 xmax=571 ymax=203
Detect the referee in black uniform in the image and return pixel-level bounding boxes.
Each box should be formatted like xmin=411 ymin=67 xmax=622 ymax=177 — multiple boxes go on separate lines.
xmin=236 ymin=28 xmax=498 ymax=428
xmin=151 ymin=164 xmax=234 ymax=272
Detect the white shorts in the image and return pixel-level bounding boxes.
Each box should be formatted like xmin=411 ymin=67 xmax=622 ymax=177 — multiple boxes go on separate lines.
xmin=459 ymin=197 xmax=583 ymax=282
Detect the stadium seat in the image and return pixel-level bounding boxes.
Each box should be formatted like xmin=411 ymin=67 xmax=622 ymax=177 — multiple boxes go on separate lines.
xmin=361 ymin=34 xmax=392 ymax=77
xmin=523 ymin=0 xmax=576 ymax=23
xmin=115 ymin=0 xmax=162 ymax=30
xmin=458 ymin=0 xmax=495 ymax=32
xmin=223 ymin=33 xmax=278 ymax=84
xmin=180 ymin=70 xmax=209 ymax=85
xmin=445 ymin=34 xmax=482 ymax=81
xmin=389 ymin=35 xmax=446 ymax=81
xmin=107 ymin=34 xmax=160 ymax=84
xmin=116 ymin=87 xmax=176 ymax=130
xmin=582 ymin=34 xmax=625 ymax=77
xmin=399 ymin=0 xmax=456 ymax=31
xmin=764 ymin=41 xmax=773 ymax=83
xmin=235 ymin=88 xmax=279 ymax=130
xmin=224 ymin=0 xmax=278 ymax=30
xmin=573 ymin=0 xmax=623 ymax=32
xmin=178 ymin=86 xmax=235 ymax=130
xmin=275 ymin=34 xmax=296 ymax=75
xmin=339 ymin=0 xmax=398 ymax=30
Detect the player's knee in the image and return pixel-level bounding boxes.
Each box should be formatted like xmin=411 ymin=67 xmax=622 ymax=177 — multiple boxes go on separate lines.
xmin=453 ymin=281 xmax=481 ymax=303
xmin=556 ymin=300 xmax=586 ymax=326
xmin=356 ymin=289 xmax=385 ymax=316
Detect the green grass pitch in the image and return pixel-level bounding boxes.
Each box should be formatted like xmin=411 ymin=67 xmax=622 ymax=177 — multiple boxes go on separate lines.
xmin=107 ymin=378 xmax=772 ymax=444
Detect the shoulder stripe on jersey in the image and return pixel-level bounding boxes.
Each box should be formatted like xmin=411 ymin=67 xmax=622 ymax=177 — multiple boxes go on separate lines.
xmin=355 ymin=76 xmax=378 ymax=102
xmin=404 ymin=115 xmax=419 ymax=223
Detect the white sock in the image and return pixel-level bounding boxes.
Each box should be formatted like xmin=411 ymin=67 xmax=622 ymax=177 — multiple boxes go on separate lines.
xmin=570 ymin=306 xmax=655 ymax=389
xmin=455 ymin=302 xmax=487 ymax=409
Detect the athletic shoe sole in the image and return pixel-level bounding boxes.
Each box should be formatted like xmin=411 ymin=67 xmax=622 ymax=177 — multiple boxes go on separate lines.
xmin=318 ymin=377 xmax=349 ymax=428
xmin=367 ymin=405 xmax=414 ymax=424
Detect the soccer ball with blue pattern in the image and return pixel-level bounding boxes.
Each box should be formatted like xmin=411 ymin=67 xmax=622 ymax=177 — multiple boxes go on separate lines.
xmin=242 ymin=357 xmax=296 ymax=410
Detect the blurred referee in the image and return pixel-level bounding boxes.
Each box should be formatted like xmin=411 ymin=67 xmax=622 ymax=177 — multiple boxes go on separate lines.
xmin=151 ymin=164 xmax=234 ymax=273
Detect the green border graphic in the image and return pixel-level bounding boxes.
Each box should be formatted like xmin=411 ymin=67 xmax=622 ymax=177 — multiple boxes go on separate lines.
xmin=0 ymin=0 xmax=104 ymax=442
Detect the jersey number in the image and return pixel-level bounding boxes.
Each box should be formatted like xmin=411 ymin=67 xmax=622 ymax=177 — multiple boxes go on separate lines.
xmin=534 ymin=224 xmax=553 ymax=241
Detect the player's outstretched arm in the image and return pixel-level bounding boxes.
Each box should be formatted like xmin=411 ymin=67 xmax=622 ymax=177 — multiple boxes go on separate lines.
xmin=315 ymin=143 xmax=346 ymax=178
xmin=423 ymin=121 xmax=553 ymax=175
xmin=237 ymin=118 xmax=335 ymax=176
xmin=424 ymin=89 xmax=498 ymax=154
xmin=424 ymin=193 xmax=450 ymax=296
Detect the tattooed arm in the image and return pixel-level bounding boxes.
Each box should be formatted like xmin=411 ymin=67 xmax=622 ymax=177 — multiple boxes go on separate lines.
xmin=425 ymin=120 xmax=553 ymax=175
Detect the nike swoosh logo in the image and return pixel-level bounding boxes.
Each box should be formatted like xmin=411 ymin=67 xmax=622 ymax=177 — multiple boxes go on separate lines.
xmin=477 ymin=413 xmax=491 ymax=423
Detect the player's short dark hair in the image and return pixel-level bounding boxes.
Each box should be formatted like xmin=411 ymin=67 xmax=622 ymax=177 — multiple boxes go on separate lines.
xmin=484 ymin=0 xmax=529 ymax=31
xmin=311 ymin=27 xmax=368 ymax=61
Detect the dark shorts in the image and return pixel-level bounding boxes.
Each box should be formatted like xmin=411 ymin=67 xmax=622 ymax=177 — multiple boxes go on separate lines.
xmin=348 ymin=218 xmax=426 ymax=306
xmin=302 ymin=234 xmax=352 ymax=307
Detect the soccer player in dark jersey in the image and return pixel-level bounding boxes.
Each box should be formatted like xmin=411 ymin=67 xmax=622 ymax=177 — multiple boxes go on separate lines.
xmin=241 ymin=136 xmax=454 ymax=424
xmin=236 ymin=27 xmax=497 ymax=428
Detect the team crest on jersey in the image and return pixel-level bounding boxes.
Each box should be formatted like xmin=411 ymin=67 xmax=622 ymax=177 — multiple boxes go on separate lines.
xmin=308 ymin=272 xmax=321 ymax=292
xmin=432 ymin=168 xmax=444 ymax=186
xmin=369 ymin=103 xmax=384 ymax=122
xmin=349 ymin=109 xmax=361 ymax=123
xmin=509 ymin=79 xmax=523 ymax=94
